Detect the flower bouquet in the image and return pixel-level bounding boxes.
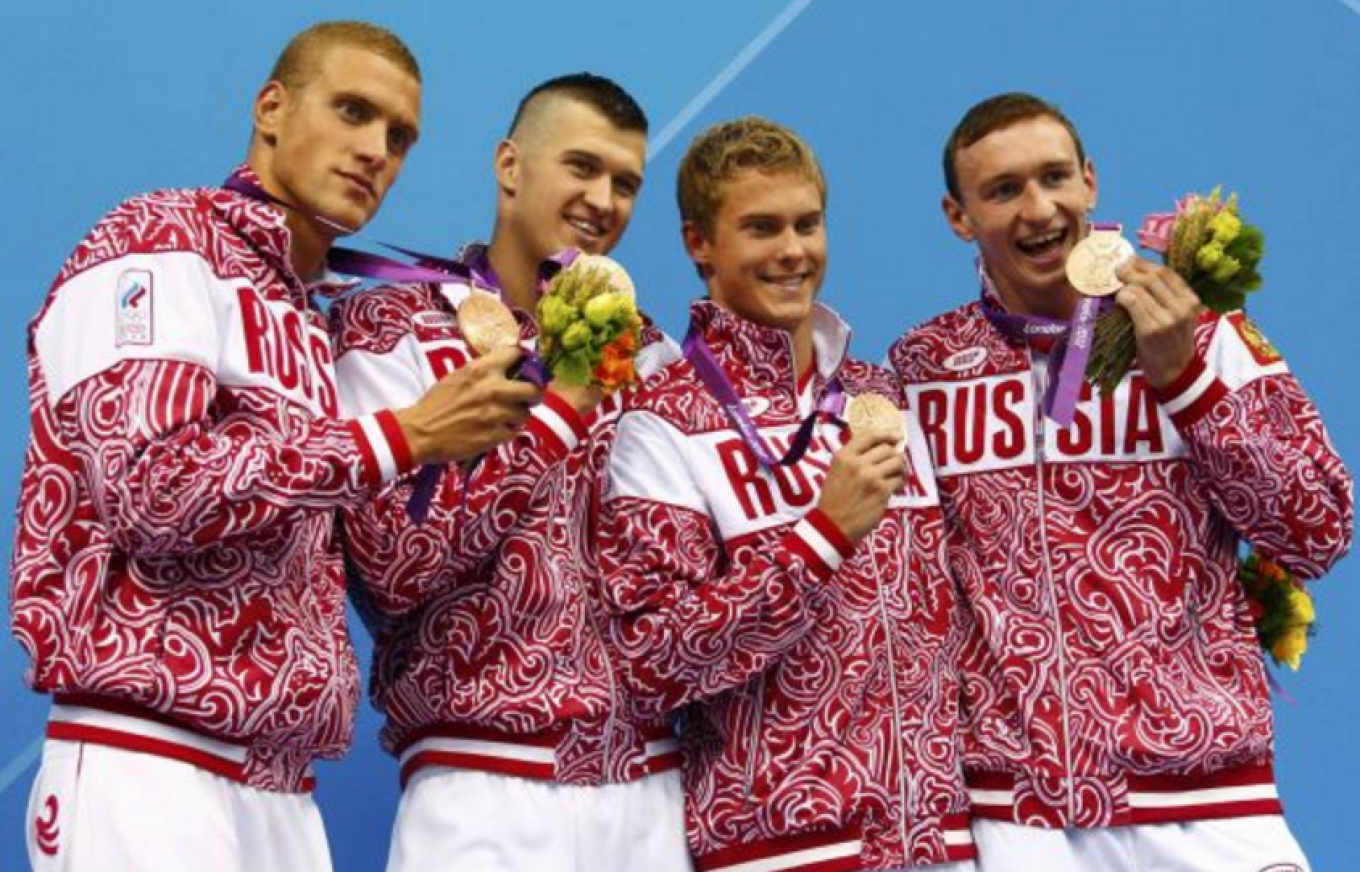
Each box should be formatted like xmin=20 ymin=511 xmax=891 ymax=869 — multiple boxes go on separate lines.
xmin=1086 ymin=187 xmax=1266 ymax=393
xmin=537 ymin=254 xmax=643 ymax=392
xmin=1238 ymin=551 xmax=1317 ymax=671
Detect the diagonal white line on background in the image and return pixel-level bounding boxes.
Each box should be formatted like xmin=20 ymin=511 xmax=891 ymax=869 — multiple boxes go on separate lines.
xmin=1341 ymin=0 xmax=1360 ymax=16
xmin=0 ymin=738 xmax=42 ymax=799
xmin=647 ymin=0 xmax=817 ymax=161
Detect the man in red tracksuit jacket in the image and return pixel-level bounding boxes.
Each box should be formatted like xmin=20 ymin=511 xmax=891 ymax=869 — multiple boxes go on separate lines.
xmin=598 ymin=117 xmax=977 ymax=872
xmin=11 ymin=22 xmax=539 ymax=872
xmin=329 ymin=74 xmax=691 ymax=872
xmin=888 ymin=92 xmax=1353 ymax=871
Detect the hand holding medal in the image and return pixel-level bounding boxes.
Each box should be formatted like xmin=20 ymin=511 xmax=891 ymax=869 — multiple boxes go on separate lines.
xmin=1085 ymin=187 xmax=1265 ymax=393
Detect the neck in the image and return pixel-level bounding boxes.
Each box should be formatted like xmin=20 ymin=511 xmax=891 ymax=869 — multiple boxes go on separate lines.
xmin=986 ymin=266 xmax=1078 ymax=321
xmin=284 ymin=213 xmax=331 ymax=280
xmin=791 ymin=321 xmax=815 ymax=378
xmin=485 ymin=232 xmax=539 ymax=315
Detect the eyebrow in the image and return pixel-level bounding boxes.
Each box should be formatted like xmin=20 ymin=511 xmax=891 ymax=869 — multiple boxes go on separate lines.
xmin=562 ymin=149 xmax=643 ymax=185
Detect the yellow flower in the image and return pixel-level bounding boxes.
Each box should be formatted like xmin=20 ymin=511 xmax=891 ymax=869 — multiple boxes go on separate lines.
xmin=1208 ymin=210 xmax=1242 ymax=244
xmin=1272 ymin=627 xmax=1308 ymax=671
xmin=1288 ymin=586 xmax=1316 ymax=623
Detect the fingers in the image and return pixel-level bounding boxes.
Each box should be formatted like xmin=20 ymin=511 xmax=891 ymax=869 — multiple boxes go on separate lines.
xmin=476 ymin=345 xmax=528 ymax=375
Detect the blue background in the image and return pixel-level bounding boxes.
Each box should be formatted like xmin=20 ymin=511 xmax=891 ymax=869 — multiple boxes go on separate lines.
xmin=2 ymin=1 xmax=1357 ymax=869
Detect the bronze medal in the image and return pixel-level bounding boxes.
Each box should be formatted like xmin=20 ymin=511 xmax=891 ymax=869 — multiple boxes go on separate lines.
xmin=458 ymin=291 xmax=520 ymax=354
xmin=846 ymin=393 xmax=904 ymax=445
xmin=1066 ymin=230 xmax=1135 ymax=297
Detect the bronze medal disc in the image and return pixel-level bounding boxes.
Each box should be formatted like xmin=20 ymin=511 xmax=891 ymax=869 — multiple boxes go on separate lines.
xmin=458 ymin=291 xmax=520 ymax=354
xmin=846 ymin=393 xmax=904 ymax=444
xmin=1066 ymin=231 xmax=1136 ymax=297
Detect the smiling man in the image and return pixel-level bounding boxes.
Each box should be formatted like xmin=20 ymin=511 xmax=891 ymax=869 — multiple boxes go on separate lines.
xmin=328 ymin=74 xmax=690 ymax=872
xmin=888 ymin=92 xmax=1353 ymax=871
xmin=597 ymin=116 xmax=977 ymax=872
xmin=11 ymin=21 xmax=542 ymax=872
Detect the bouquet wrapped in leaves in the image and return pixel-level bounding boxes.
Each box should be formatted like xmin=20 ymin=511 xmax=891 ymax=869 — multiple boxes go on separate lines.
xmin=1087 ymin=188 xmax=1266 ymax=392
xmin=1238 ymin=552 xmax=1317 ymax=671
xmin=537 ymin=254 xmax=643 ymax=392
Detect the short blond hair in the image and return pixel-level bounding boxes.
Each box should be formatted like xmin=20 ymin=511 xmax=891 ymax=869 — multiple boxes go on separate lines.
xmin=268 ymin=21 xmax=421 ymax=88
xmin=677 ymin=117 xmax=826 ymax=239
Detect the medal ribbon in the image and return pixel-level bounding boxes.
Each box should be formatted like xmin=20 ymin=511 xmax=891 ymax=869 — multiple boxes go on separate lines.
xmin=406 ymin=251 xmax=580 ymax=523
xmin=216 ymin=172 xmax=558 ymax=521
xmin=976 ymin=222 xmax=1121 ymax=427
xmin=682 ymin=328 xmax=844 ymax=470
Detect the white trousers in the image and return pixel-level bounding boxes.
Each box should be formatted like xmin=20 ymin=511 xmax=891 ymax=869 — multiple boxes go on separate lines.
xmin=973 ymin=816 xmax=1310 ymax=872
xmin=386 ymin=767 xmax=692 ymax=872
xmin=26 ymin=738 xmax=332 ymax=872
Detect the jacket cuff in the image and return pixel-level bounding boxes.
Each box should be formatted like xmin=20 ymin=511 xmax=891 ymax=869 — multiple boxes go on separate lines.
xmin=785 ymin=508 xmax=856 ymax=579
xmin=526 ymin=391 xmax=590 ymax=456
xmin=1152 ymin=354 xmax=1228 ymax=429
xmin=350 ymin=409 xmax=416 ymax=488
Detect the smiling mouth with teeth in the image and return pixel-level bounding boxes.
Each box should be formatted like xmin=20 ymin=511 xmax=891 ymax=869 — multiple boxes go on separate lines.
xmin=568 ymin=218 xmax=604 ymax=238
xmin=1017 ymin=228 xmax=1068 ymax=257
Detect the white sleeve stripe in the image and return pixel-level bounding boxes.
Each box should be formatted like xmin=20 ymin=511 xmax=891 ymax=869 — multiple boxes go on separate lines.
xmin=1161 ymin=366 xmax=1217 ymax=416
xmin=356 ymin=414 xmax=399 ymax=482
xmin=532 ymin=402 xmax=581 ymax=451
xmin=794 ymin=518 xmax=845 ymax=573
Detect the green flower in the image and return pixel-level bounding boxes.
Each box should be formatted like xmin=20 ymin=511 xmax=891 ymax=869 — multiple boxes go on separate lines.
xmin=1196 ymin=241 xmax=1225 ymax=271
xmin=561 ymin=320 xmax=593 ymax=350
xmin=1212 ymin=254 xmax=1242 ymax=283
xmin=583 ymin=292 xmax=630 ymax=328
xmin=539 ymin=296 xmax=577 ymax=336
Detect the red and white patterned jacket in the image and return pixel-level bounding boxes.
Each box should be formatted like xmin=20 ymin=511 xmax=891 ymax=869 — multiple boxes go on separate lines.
xmin=888 ymin=284 xmax=1353 ymax=829
xmin=600 ymin=300 xmax=975 ymax=871
xmin=329 ymin=245 xmax=682 ymax=785
xmin=9 ymin=167 xmax=415 ymax=793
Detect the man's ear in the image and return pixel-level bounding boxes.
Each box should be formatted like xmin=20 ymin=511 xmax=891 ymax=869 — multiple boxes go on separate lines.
xmin=494 ymin=139 xmax=521 ymax=196
xmin=942 ymin=193 xmax=974 ymax=243
xmin=682 ymin=220 xmax=713 ymax=279
xmin=1083 ymin=157 xmax=1098 ymax=213
xmin=253 ymin=80 xmax=288 ymax=146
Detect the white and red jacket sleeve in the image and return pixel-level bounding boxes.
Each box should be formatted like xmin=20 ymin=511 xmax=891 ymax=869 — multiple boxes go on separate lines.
xmin=32 ymin=247 xmax=412 ymax=558
xmin=1152 ymin=311 xmax=1353 ymax=578
xmin=598 ymin=405 xmax=854 ymax=719
xmin=331 ymin=285 xmax=586 ymax=618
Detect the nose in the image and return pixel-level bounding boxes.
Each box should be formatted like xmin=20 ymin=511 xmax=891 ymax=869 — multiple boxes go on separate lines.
xmin=776 ymin=226 xmax=807 ymax=262
xmin=581 ymin=174 xmax=613 ymax=214
xmin=354 ymin=123 xmax=391 ymax=170
xmin=1019 ymin=182 xmax=1057 ymax=224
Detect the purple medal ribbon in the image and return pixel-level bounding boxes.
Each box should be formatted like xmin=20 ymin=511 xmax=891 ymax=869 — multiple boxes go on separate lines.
xmin=682 ymin=329 xmax=844 ymax=470
xmin=976 ymin=222 xmax=1121 ymax=427
xmin=404 ymin=250 xmax=584 ymax=524
xmin=222 ymin=173 xmax=473 ymax=287
xmin=218 ymin=173 xmax=555 ymax=522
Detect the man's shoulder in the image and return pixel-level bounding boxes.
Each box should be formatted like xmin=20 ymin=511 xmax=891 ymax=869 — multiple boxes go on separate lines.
xmin=60 ymin=184 xmax=233 ymax=277
xmin=328 ymin=282 xmax=447 ymax=358
xmin=887 ymin=301 xmax=990 ymax=378
xmin=839 ymin=356 xmax=900 ymax=399
xmin=621 ymin=355 xmax=720 ymax=432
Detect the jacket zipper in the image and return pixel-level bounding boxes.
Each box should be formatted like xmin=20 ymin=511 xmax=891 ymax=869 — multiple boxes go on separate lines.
xmin=743 ymin=675 xmax=766 ymax=801
xmin=871 ymin=533 xmax=913 ymax=856
xmin=1031 ymin=351 xmax=1077 ymax=823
